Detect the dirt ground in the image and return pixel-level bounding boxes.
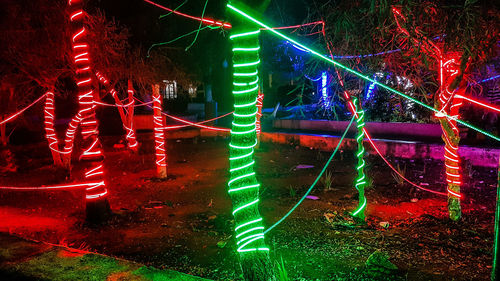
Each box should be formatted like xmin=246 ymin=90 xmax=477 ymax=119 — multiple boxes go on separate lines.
xmin=0 ymin=132 xmax=498 ymax=280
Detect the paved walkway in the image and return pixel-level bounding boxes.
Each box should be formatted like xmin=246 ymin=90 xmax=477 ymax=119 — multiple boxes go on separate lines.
xmin=0 ymin=233 xmax=210 ymax=281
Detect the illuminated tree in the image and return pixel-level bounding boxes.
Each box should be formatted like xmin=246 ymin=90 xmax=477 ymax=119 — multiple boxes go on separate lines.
xmin=226 ymin=0 xmax=276 ymax=280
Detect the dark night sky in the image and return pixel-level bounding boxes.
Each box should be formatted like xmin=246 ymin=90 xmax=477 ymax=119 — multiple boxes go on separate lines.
xmin=85 ymin=0 xmax=314 ymax=111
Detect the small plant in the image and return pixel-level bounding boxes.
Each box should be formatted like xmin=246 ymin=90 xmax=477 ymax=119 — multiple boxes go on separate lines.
xmin=365 ymin=176 xmax=374 ymax=189
xmin=321 ymin=170 xmax=334 ymax=190
xmin=288 ymin=185 xmax=296 ymax=197
xmin=391 ymin=163 xmax=406 ymax=186
xmin=316 ymin=150 xmax=324 ymax=161
xmin=274 ymin=256 xmax=289 ymax=281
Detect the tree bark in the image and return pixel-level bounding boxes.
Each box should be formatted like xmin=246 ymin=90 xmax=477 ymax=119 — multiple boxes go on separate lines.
xmin=43 ymin=91 xmax=63 ymax=167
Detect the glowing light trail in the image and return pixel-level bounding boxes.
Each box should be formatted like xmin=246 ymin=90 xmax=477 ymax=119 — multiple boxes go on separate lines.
xmin=456 ymin=94 xmax=500 ymax=113
xmin=265 ymin=116 xmax=355 ymax=234
xmin=0 ymin=93 xmax=48 ymax=125
xmin=0 ymin=182 xmax=105 ymax=191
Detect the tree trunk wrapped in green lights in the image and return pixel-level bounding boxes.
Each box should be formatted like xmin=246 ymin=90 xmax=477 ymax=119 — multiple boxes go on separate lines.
xmin=352 ymin=97 xmax=367 ymax=220
xmin=227 ymin=1 xmax=274 ymax=280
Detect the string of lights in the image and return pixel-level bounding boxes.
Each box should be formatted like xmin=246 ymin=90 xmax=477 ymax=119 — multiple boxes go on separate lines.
xmin=143 ymin=0 xmax=231 ymax=29
xmin=0 ymin=181 xmax=105 ymax=191
xmin=265 ymin=116 xmax=355 ymax=234
xmin=134 ymin=97 xmax=231 ymax=132
xmin=457 ymin=94 xmax=500 ymax=113
xmin=0 ymin=93 xmax=48 ymax=125
xmin=160 ymin=112 xmax=233 ymax=130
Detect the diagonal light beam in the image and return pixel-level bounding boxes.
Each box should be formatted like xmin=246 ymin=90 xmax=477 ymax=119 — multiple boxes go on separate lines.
xmin=226 ymin=3 xmax=500 ymax=142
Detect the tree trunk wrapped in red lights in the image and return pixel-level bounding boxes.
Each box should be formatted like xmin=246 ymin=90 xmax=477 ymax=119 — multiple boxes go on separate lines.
xmin=436 ymin=55 xmax=467 ymax=221
xmin=43 ymin=91 xmax=63 ymax=166
xmin=152 ymin=84 xmax=167 ymax=178
xmin=126 ymin=80 xmax=139 ymax=151
xmin=68 ymin=0 xmax=109 ymax=221
xmin=392 ymin=7 xmax=468 ymax=220
xmin=95 ymin=72 xmax=138 ymax=152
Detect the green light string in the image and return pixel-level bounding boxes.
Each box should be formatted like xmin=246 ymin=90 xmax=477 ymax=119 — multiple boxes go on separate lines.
xmin=159 ymin=0 xmax=188 ymax=19
xmin=351 ymin=97 xmax=367 ymax=220
xmin=226 ymin=3 xmax=500 ymax=142
xmin=492 ymin=159 xmax=500 ymax=280
xmin=147 ymin=25 xmax=213 ymax=57
xmin=185 ymin=0 xmax=208 ymax=51
xmin=265 ymin=115 xmax=356 ymax=234
xmin=228 ymin=28 xmax=269 ymax=254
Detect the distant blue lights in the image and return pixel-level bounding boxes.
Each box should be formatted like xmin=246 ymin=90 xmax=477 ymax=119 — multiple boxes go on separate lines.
xmin=480 ymin=74 xmax=500 ymax=83
xmin=305 ymin=74 xmax=322 ymax=82
xmin=321 ymin=71 xmax=329 ymax=108
xmin=287 ymin=41 xmax=401 ymax=59
xmin=365 ymin=76 xmax=377 ymax=100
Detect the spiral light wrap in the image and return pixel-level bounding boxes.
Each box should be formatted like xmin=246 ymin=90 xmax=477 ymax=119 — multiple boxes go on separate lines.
xmin=352 ymin=97 xmax=367 ymax=219
xmin=68 ymin=0 xmax=107 ymax=200
xmin=228 ymin=29 xmax=268 ymax=254
xmin=44 ymin=92 xmax=60 ymax=153
xmin=152 ymin=85 xmax=167 ymax=175
xmin=438 ymin=57 xmax=463 ymax=199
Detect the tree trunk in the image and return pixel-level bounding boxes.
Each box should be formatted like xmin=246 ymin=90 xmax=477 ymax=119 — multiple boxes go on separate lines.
xmin=43 ymin=91 xmax=63 ymax=167
xmin=126 ymin=80 xmax=138 ymax=152
xmin=227 ymin=12 xmax=275 ymax=279
xmin=0 ymin=118 xmax=6 ymax=147
xmin=68 ymin=0 xmax=109 ymax=223
xmin=436 ymin=56 xmax=468 ymax=221
xmin=152 ymin=84 xmax=167 ymax=178
xmin=352 ymin=97 xmax=367 ymax=221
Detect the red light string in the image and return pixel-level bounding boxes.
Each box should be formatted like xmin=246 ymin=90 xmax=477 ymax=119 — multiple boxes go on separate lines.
xmin=152 ymin=85 xmax=167 ymax=177
xmin=456 ymin=94 xmax=500 ymax=113
xmin=134 ymin=97 xmax=231 ymax=132
xmin=142 ymin=0 xmax=232 ymax=29
xmin=256 ymin=91 xmax=264 ymax=136
xmin=0 ymin=93 xmax=48 ymax=125
xmin=160 ymin=111 xmax=233 ymax=130
xmin=0 ymin=181 xmax=105 ymax=191
xmin=69 ymin=0 xmax=107 ymax=201
xmin=260 ymin=21 xmax=324 ymax=31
